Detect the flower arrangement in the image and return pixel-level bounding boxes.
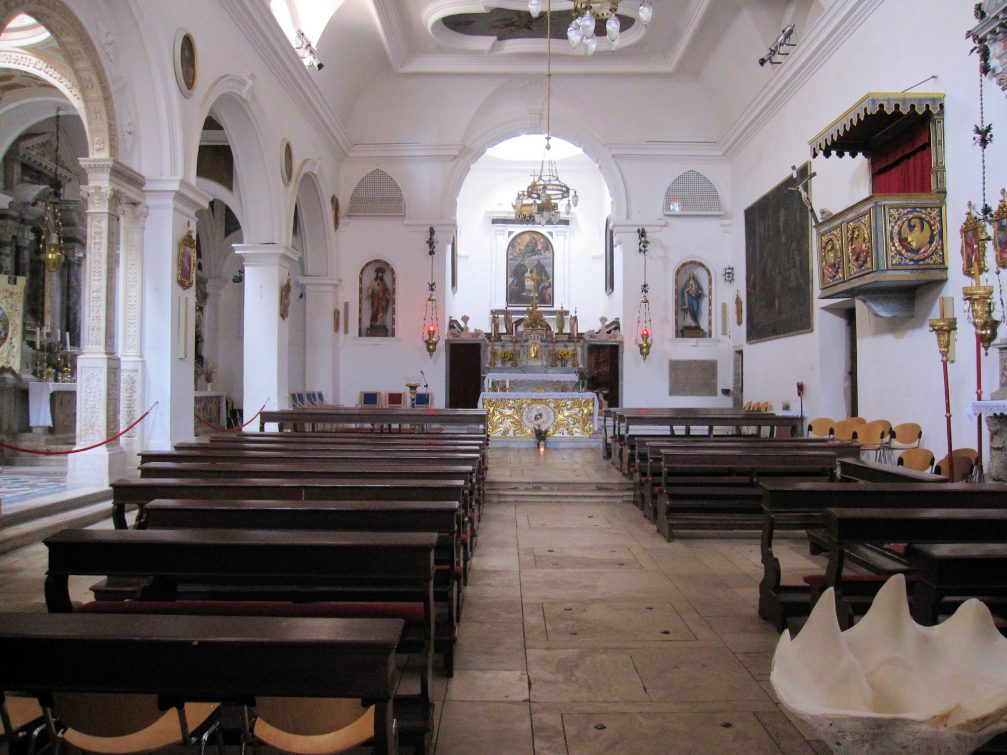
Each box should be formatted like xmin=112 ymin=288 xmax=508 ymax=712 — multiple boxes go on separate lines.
xmin=499 ymin=349 xmax=513 ymax=363
xmin=556 ymin=348 xmax=572 ymax=365
xmin=533 ymin=424 xmax=548 ymax=447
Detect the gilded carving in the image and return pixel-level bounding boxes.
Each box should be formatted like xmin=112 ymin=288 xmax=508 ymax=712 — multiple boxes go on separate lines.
xmin=482 ymin=397 xmax=596 ymax=438
xmin=844 ymin=213 xmax=873 ymax=276
xmin=818 ymin=227 xmax=843 ymax=287
xmin=887 ymin=206 xmax=945 ymax=268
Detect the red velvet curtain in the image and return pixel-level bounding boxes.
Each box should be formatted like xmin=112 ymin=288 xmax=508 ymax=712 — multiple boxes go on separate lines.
xmin=871 ymin=118 xmax=932 ymax=194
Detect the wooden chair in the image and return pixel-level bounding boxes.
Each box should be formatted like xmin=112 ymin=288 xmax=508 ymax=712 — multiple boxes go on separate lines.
xmin=1 ymin=694 xmax=45 ymax=755
xmin=46 ymin=693 xmax=220 ymax=755
xmin=852 ymin=420 xmax=890 ymax=461
xmin=242 ymin=698 xmax=374 ymax=755
xmin=896 ymin=447 xmax=934 ymax=472
xmin=933 ymin=449 xmax=977 ymax=482
xmin=832 ymin=417 xmax=867 ymax=441
xmin=290 ymin=392 xmax=307 ymax=408
xmin=806 ymin=417 xmax=834 ymax=439
xmin=385 ymin=391 xmax=406 ymax=408
xmin=883 ymin=422 xmax=922 ymax=463
xmin=414 ymin=391 xmax=433 ymax=408
xmin=358 ymin=391 xmax=383 ymax=408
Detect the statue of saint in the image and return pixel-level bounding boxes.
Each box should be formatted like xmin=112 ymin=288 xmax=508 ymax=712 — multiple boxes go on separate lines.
xmin=368 ymin=267 xmax=390 ymax=327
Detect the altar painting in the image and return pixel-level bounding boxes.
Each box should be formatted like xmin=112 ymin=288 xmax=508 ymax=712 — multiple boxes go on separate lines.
xmin=506 ymin=230 xmax=554 ymax=307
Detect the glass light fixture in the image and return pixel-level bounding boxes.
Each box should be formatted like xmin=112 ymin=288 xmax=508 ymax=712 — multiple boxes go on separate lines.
xmin=41 ymin=107 xmax=65 ymax=273
xmin=529 ymin=0 xmax=541 ymax=18
xmin=548 ymin=1 xmax=653 ymax=52
xmin=635 ymin=228 xmax=654 ymax=360
xmin=513 ymin=1 xmax=578 ymax=226
xmin=422 ymin=226 xmax=440 ymax=357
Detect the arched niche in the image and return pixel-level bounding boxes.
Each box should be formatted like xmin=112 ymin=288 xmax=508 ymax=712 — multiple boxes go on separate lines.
xmin=291 ymin=168 xmax=330 ymax=277
xmin=358 ymin=259 xmax=395 ymax=337
xmin=674 ymin=260 xmax=713 ymax=339
xmin=348 ymin=169 xmax=405 ymax=217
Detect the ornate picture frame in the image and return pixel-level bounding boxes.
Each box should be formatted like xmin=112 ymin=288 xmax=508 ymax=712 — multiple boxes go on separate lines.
xmin=279 ymin=276 xmax=292 ymax=320
xmin=173 ymin=29 xmax=197 ymax=98
xmin=176 ymin=226 xmax=196 ymax=290
xmin=281 ymin=140 xmax=293 ymax=186
xmin=506 ymin=230 xmax=554 ymax=307
xmin=331 ymin=195 xmax=340 ymax=231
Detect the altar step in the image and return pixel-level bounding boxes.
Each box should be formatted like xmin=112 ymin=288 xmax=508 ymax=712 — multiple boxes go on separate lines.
xmin=486 ymin=479 xmax=634 ymax=505
xmin=0 ymin=487 xmax=113 ymax=555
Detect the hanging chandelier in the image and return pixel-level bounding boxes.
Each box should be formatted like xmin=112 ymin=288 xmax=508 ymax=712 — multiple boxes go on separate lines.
xmin=513 ymin=1 xmax=578 ymax=225
xmin=635 ymin=228 xmax=653 ymax=360
xmin=528 ymin=0 xmax=653 ymax=54
xmin=40 ymin=107 xmax=65 ymax=273
xmin=422 ymin=226 xmax=440 ymax=357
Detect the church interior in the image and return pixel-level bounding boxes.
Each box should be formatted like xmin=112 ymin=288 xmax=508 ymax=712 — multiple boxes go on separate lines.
xmin=2 ymin=0 xmax=1007 ymax=753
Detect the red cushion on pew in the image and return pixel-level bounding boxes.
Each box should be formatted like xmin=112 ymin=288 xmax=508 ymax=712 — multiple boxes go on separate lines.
xmin=460 ymin=533 xmax=469 ymax=543
xmin=78 ymin=599 xmax=426 ymax=624
xmin=885 ymin=543 xmax=907 ymax=556
xmin=435 ymin=564 xmax=464 ymax=581
xmin=654 ymin=486 xmax=662 ymax=494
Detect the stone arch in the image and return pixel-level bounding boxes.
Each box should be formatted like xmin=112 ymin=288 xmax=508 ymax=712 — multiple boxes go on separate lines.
xmin=0 ymin=88 xmax=74 ymax=158
xmin=664 ymin=170 xmax=725 ymax=215
xmin=445 ymin=117 xmax=628 ymax=222
xmin=291 ymin=166 xmax=330 ymax=277
xmin=194 ymin=76 xmax=279 ymax=244
xmin=348 ymin=168 xmax=405 ymax=217
xmin=0 ymin=0 xmax=117 ymax=158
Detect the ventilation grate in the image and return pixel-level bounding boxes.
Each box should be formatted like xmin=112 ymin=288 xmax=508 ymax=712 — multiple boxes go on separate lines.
xmin=348 ymin=169 xmax=405 ymax=216
xmin=664 ymin=170 xmax=723 ymax=215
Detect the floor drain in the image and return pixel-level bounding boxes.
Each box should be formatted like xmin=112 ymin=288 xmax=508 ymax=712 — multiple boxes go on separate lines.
xmin=594 ymin=724 xmax=606 ymax=731
xmin=720 ymin=722 xmax=733 ymax=729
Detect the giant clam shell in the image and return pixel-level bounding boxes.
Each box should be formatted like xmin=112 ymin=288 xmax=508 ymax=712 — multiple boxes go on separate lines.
xmin=770 ymin=574 xmax=1007 ymax=754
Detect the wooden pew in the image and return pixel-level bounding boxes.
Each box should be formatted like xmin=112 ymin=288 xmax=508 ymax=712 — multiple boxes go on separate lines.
xmin=757 ymin=481 xmax=1007 ymax=630
xmin=0 ymin=612 xmax=404 ymax=755
xmin=44 ymin=528 xmax=438 ymax=752
xmin=111 ymin=477 xmax=468 ymax=530
xmin=905 ymin=543 xmax=1007 ymax=625
xmin=141 ymin=498 xmax=463 ymax=673
xmin=258 ymin=407 xmax=487 ymax=436
xmin=822 ymin=506 xmax=1007 ymax=627
xmin=654 ymin=449 xmax=844 ymax=540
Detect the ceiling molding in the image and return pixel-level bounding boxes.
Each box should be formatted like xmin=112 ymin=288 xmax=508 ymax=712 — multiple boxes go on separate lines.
xmin=348 ymin=143 xmax=464 ymax=163
xmin=371 ymin=0 xmax=411 ymax=71
xmin=609 ymin=141 xmax=724 ymax=160
xmin=662 ymin=0 xmax=712 ymax=71
xmin=220 ymin=0 xmax=351 ymax=156
xmin=720 ymin=0 xmax=887 ymax=158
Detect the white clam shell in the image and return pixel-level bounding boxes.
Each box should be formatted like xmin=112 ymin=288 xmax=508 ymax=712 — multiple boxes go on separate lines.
xmin=770 ymin=574 xmax=1007 ymax=754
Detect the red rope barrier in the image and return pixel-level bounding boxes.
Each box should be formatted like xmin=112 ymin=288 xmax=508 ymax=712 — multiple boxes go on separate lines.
xmin=0 ymin=402 xmax=159 ymax=455
xmin=194 ymin=401 xmax=268 ymax=433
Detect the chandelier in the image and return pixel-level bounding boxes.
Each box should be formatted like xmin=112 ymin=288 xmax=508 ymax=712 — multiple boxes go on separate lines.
xmin=513 ymin=1 xmax=578 ymax=225
xmin=635 ymin=228 xmax=653 ymax=360
xmin=528 ymin=0 xmax=654 ymax=54
xmin=422 ymin=226 xmax=440 ymax=357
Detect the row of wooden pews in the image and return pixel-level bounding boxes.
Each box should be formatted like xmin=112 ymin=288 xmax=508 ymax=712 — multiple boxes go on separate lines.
xmin=5 ymin=409 xmax=488 ymax=754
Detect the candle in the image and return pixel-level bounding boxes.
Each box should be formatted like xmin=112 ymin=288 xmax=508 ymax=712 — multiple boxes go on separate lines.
xmin=65 ymin=331 xmax=70 ymax=349
xmin=939 ymin=298 xmax=945 ymax=318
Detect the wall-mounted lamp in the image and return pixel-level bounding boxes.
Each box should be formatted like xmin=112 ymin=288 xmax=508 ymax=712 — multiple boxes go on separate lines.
xmin=422 ymin=226 xmax=440 ymax=357
xmin=722 ymin=266 xmax=735 ymax=284
xmin=635 ymin=228 xmax=653 ymax=360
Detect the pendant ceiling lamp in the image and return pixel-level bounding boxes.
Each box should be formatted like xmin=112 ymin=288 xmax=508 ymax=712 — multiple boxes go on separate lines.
xmin=41 ymin=107 xmax=65 ymax=273
xmin=635 ymin=227 xmax=653 ymax=360
xmin=513 ymin=0 xmax=578 ymax=225
xmin=528 ymin=0 xmax=654 ymax=54
xmin=422 ymin=226 xmax=440 ymax=357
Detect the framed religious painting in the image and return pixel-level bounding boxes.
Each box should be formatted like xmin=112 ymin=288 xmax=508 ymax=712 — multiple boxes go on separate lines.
xmin=173 ymin=29 xmax=197 ymax=98
xmin=506 ymin=230 xmax=553 ymax=307
xmin=176 ymin=226 xmax=196 ymax=290
xmin=744 ymin=163 xmax=813 ymax=343
xmin=281 ymin=140 xmax=293 ymax=186
xmin=605 ymin=217 xmax=614 ymax=295
xmin=359 ymin=259 xmax=395 ymax=338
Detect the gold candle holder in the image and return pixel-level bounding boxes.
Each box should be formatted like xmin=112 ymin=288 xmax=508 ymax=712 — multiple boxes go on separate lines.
xmin=962 ymin=285 xmax=1000 ymax=354
xmin=928 ymin=317 xmax=957 ymax=362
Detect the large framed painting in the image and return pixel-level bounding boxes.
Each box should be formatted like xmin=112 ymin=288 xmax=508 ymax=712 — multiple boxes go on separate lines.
xmin=744 ymin=164 xmax=813 ymax=343
xmin=506 ymin=230 xmax=554 ymax=307
xmin=604 ymin=218 xmax=614 ymax=295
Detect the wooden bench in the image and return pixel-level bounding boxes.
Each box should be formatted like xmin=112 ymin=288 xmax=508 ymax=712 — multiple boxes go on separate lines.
xmin=756 ymin=480 xmax=1005 ymax=630
xmin=822 ymin=506 xmax=1007 ymax=627
xmin=44 ymin=527 xmax=438 ymax=752
xmin=258 ymin=408 xmax=487 ymax=436
xmin=905 ymin=543 xmax=1007 ymax=625
xmin=0 ymin=612 xmax=403 ymax=754
xmin=141 ymin=497 xmax=464 ymax=671
xmin=654 ymin=449 xmax=844 ymax=540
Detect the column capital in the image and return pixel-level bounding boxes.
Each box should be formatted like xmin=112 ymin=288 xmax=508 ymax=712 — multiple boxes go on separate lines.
xmin=300 ymin=276 xmax=343 ymax=293
xmin=79 ymin=157 xmax=145 ymax=204
xmin=143 ymin=178 xmax=212 ymax=216
xmin=234 ymin=244 xmax=300 ymax=270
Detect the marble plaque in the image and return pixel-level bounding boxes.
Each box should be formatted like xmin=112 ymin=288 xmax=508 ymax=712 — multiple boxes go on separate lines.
xmin=669 ymin=359 xmax=717 ymax=396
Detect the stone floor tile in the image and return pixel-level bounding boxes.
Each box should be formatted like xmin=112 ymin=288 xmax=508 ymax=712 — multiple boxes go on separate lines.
xmin=520 ymin=569 xmax=675 ymax=603
xmin=755 ymin=710 xmax=818 ymax=754
xmin=435 ymin=701 xmax=533 ymax=755
xmin=526 ymin=648 xmax=649 ymax=703
xmin=447 ymin=670 xmax=530 ymax=702
xmin=531 ymin=545 xmax=642 ymax=570
xmin=541 ymin=600 xmax=694 ymax=642
xmin=529 ymin=710 xmax=568 ymax=755
xmin=629 ymin=646 xmax=772 ymax=703
xmin=455 ymin=622 xmax=528 ymax=671
xmin=463 ymin=594 xmax=524 ymax=623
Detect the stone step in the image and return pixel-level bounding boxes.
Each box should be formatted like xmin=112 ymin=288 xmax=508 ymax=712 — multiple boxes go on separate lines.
xmin=0 ymin=496 xmax=113 ymax=555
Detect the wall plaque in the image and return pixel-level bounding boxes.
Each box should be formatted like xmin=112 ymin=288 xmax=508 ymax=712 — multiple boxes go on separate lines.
xmin=669 ymin=359 xmax=718 ymax=396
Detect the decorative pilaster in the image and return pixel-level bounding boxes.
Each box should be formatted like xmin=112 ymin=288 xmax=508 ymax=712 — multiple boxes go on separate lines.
xmin=119 ymin=202 xmax=148 ymax=461
xmin=301 ymin=276 xmax=342 ymax=402
xmin=235 ymin=244 xmax=300 ymax=422
xmin=68 ymin=158 xmax=144 ymax=487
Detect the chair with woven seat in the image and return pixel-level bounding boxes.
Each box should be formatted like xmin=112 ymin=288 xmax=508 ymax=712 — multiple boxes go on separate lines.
xmin=852 ymin=420 xmax=891 ymax=461
xmin=832 ymin=416 xmax=867 ymax=442
xmin=46 ymin=693 xmax=221 ymax=755
xmin=2 ymin=693 xmax=45 ymax=755
xmin=882 ymin=422 xmax=923 ymax=464
xmin=897 ymin=447 xmax=934 ymax=472
xmin=806 ymin=417 xmax=834 ymax=439
xmin=933 ymin=449 xmax=977 ymax=482
xmin=242 ymin=697 xmax=374 ymax=755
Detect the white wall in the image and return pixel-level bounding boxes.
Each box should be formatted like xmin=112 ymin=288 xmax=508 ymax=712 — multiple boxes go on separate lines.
xmin=731 ymin=0 xmax=1007 ymax=456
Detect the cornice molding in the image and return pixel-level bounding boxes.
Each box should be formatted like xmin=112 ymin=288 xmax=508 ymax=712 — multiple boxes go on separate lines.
xmin=609 ymin=142 xmax=724 ymax=160
xmin=372 ymin=0 xmax=410 ymax=71
xmin=347 ymin=143 xmax=464 ymax=163
xmin=219 ymin=0 xmax=351 ymax=156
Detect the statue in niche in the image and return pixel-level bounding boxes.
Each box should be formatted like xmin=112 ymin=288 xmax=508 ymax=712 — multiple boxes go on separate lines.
xmin=360 ymin=260 xmax=395 ymax=337
xmin=675 ymin=262 xmax=711 ymax=338
xmin=682 ymin=272 xmax=704 ymax=329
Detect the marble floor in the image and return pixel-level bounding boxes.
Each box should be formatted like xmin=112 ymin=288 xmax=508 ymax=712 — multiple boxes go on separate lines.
xmin=0 ymin=446 xmax=831 ymax=753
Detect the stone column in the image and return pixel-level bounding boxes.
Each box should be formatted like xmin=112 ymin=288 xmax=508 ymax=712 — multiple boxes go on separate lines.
xmin=235 ymin=244 xmax=300 ymax=423
xmin=68 ymin=158 xmax=144 ymax=487
xmin=141 ymin=179 xmax=212 ymax=451
xmin=301 ymin=276 xmax=341 ymax=403
xmin=118 ymin=202 xmax=148 ymax=463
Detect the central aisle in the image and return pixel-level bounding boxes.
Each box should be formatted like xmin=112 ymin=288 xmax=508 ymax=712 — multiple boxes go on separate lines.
xmin=431 ymin=446 xmax=822 ymax=754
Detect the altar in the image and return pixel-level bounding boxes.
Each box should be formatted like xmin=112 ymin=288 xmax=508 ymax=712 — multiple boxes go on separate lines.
xmin=479 ymin=391 xmax=598 ymax=438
